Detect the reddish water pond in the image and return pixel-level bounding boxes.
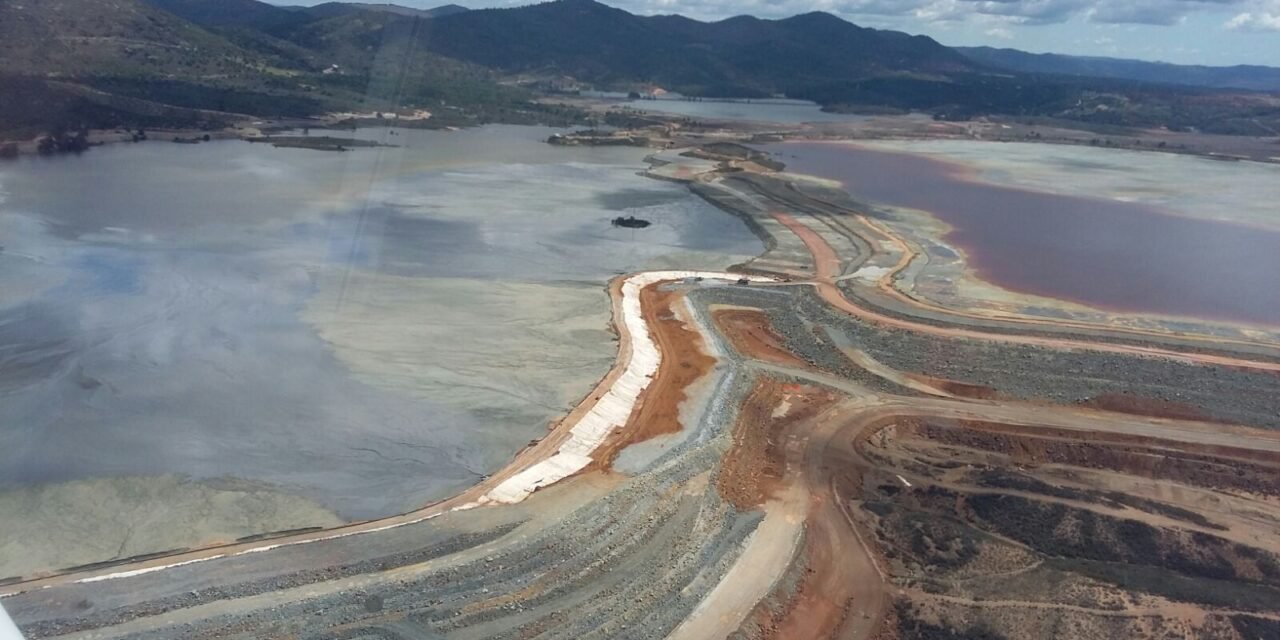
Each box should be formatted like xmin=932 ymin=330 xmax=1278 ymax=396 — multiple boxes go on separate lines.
xmin=761 ymin=141 xmax=1280 ymax=327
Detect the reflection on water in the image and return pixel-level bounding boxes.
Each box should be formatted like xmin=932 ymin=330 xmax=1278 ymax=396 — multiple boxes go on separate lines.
xmin=765 ymin=141 xmax=1280 ymax=327
xmin=0 ymin=126 xmax=761 ymax=523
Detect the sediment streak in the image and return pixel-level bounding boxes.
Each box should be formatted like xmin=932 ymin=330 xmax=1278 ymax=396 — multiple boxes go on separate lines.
xmin=482 ymin=271 xmax=775 ymax=504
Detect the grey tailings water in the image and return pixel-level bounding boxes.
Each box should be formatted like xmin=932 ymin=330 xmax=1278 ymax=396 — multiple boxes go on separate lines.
xmin=0 ymin=125 xmax=761 ymax=574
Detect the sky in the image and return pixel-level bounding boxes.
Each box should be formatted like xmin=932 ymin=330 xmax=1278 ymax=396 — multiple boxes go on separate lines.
xmin=279 ymin=0 xmax=1280 ymax=65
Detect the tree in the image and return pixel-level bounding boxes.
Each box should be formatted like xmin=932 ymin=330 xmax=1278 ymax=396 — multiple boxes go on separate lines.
xmin=68 ymin=128 xmax=90 ymax=153
xmin=36 ymin=126 xmax=90 ymax=154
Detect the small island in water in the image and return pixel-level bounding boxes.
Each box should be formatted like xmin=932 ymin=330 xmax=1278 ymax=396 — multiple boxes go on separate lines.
xmin=612 ymin=215 xmax=651 ymax=229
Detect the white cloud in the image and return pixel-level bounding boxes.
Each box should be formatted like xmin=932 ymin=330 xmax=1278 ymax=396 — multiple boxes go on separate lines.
xmin=985 ymin=25 xmax=1015 ymax=36
xmin=963 ymin=0 xmax=1093 ymax=25
xmin=1225 ymin=10 xmax=1280 ymax=29
xmin=597 ymin=0 xmax=1251 ymax=27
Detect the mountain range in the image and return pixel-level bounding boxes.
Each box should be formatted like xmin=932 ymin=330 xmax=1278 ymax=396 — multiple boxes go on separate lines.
xmin=2 ymin=0 xmax=1278 ymax=139
xmin=957 ymin=47 xmax=1280 ymax=93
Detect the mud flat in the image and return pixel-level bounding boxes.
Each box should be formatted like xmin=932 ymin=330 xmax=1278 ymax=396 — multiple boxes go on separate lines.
xmin=303 ymin=274 xmax=620 ymax=461
xmin=0 ymin=476 xmax=342 ymax=579
xmin=852 ymin=139 xmax=1280 ymax=231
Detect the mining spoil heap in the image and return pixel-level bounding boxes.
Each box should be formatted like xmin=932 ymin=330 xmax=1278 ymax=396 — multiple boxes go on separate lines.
xmin=5 ymin=142 xmax=1280 ymax=640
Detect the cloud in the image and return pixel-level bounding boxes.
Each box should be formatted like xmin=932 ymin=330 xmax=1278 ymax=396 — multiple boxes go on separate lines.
xmin=1088 ymin=0 xmax=1190 ymax=25
xmin=960 ymin=0 xmax=1092 ymax=25
xmin=596 ymin=0 xmax=1249 ymax=27
xmin=1223 ymin=9 xmax=1280 ymax=29
xmin=985 ymin=25 xmax=1016 ymax=36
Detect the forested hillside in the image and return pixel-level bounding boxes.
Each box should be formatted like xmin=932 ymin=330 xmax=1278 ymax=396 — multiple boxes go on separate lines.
xmin=2 ymin=0 xmax=1277 ymax=139
xmin=958 ymin=46 xmax=1280 ymax=93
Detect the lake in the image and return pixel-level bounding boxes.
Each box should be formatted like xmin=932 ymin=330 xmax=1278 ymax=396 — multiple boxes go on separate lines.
xmin=762 ymin=141 xmax=1280 ymax=327
xmin=0 ymin=125 xmax=761 ymax=572
xmin=616 ymin=97 xmax=868 ymax=124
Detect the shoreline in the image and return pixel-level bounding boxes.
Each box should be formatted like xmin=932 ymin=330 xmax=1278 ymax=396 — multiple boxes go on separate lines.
xmin=0 ymin=271 xmax=774 ymax=595
xmin=682 ymin=147 xmax=1280 ymax=351
xmin=8 ymin=133 xmax=1275 ymax=585
xmin=5 ymin=107 xmax=1279 ymax=167
xmin=7 ymin=134 xmax=1280 ymax=640
xmin=768 ymin=139 xmax=1280 ymax=329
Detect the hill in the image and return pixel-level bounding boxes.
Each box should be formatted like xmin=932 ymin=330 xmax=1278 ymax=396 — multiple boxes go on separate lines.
xmin=422 ymin=4 xmax=471 ymax=18
xmin=304 ymin=3 xmax=471 ymax=19
xmin=143 ymin=0 xmax=309 ymax=31
xmin=0 ymin=0 xmax=569 ymax=139
xmin=957 ymin=46 xmax=1280 ymax=93
xmin=0 ymin=0 xmax=271 ymax=77
xmin=407 ymin=1 xmax=1278 ymax=133
xmin=0 ymin=0 xmax=332 ymax=138
xmin=417 ymin=0 xmax=978 ymax=96
xmin=148 ymin=1 xmax=470 ymax=30
xmin=3 ymin=0 xmax=1277 ymax=139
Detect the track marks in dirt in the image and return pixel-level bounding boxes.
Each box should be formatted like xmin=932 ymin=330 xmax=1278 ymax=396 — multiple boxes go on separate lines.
xmin=848 ymin=414 xmax=1280 ymax=640
xmin=716 ymin=378 xmax=837 ymax=510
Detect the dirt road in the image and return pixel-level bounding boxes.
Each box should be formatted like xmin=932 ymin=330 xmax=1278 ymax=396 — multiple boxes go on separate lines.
xmin=771 ymin=210 xmax=1280 ymax=373
xmin=9 ymin=148 xmax=1280 ymax=640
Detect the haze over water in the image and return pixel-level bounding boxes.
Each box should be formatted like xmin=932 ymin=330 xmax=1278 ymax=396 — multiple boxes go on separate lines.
xmin=0 ymin=125 xmax=762 ymax=524
xmin=767 ymin=141 xmax=1280 ymax=327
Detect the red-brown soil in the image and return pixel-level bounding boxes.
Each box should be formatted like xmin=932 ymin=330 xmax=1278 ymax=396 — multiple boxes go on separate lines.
xmin=713 ymin=308 xmax=814 ymax=369
xmin=593 ymin=285 xmax=716 ymax=469
xmin=1078 ymin=392 xmax=1215 ymax=422
xmin=905 ymin=374 xmax=1000 ymax=399
xmin=907 ymin=419 xmax=1280 ymax=495
xmin=716 ymin=379 xmax=837 ymax=509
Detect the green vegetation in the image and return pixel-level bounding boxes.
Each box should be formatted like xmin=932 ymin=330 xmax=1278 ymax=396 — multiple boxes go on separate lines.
xmin=86 ymin=77 xmax=324 ymax=118
xmin=895 ymin=602 xmax=1008 ymax=640
xmin=1051 ymin=559 xmax=1280 ymax=612
xmin=966 ymin=494 xmax=1280 ymax=586
xmin=36 ymin=126 xmax=92 ymax=155
xmin=957 ymin=46 xmax=1280 ymax=93
xmin=406 ymin=1 xmax=974 ymax=98
xmin=973 ymin=470 xmax=1225 ymax=530
xmin=877 ymin=480 xmax=1280 ymax=613
xmin=0 ymin=75 xmax=228 ymax=140
xmin=1 ymin=0 xmax=1275 ymax=141
xmin=0 ymin=0 xmax=585 ymax=140
xmin=1230 ymin=615 xmax=1280 ymax=638
xmin=397 ymin=0 xmax=1279 ymax=133
xmin=876 ymin=510 xmax=984 ymax=571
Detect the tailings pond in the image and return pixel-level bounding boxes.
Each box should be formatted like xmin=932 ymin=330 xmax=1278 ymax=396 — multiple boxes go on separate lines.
xmin=614 ymin=96 xmax=869 ymax=124
xmin=762 ymin=141 xmax=1280 ymax=327
xmin=0 ymin=126 xmax=761 ymax=575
